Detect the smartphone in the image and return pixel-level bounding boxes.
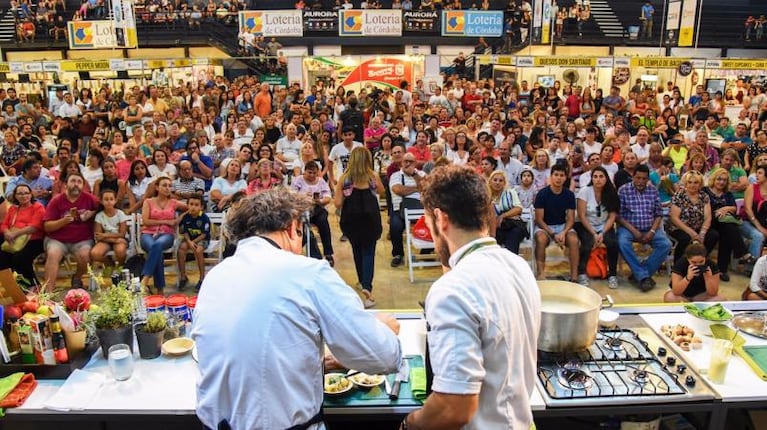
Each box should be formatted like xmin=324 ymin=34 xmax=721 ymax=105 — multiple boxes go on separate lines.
xmin=313 ymin=192 xmax=320 ymax=200
xmin=695 ymin=264 xmax=708 ymax=276
xmin=69 ymin=208 xmax=78 ymax=218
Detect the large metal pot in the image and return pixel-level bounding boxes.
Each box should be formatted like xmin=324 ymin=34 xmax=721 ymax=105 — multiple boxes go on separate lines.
xmin=537 ymin=280 xmax=611 ymax=352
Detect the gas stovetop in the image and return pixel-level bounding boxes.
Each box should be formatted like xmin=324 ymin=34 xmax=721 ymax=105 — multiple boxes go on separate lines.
xmin=537 ymin=327 xmax=716 ymax=406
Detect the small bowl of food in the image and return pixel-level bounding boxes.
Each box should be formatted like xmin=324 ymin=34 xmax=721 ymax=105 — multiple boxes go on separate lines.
xmin=346 ymin=371 xmax=385 ymax=390
xmin=684 ymin=303 xmax=733 ymax=335
xmin=324 ymin=373 xmax=353 ymax=397
xmin=162 ymin=337 xmax=195 ymax=356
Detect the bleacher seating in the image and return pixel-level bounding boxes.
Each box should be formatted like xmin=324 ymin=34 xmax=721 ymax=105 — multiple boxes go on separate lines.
xmin=698 ymin=0 xmax=767 ymax=47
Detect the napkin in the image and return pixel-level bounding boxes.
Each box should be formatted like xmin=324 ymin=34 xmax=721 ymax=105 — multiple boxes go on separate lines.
xmin=43 ymin=369 xmax=105 ymax=411
xmin=410 ymin=366 xmax=427 ymax=402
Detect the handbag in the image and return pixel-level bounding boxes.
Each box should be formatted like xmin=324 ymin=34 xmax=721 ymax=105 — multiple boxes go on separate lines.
xmin=1 ymin=210 xmax=30 ymax=254
xmin=412 ymin=215 xmax=433 ymax=242
xmin=586 ymin=246 xmax=608 ymax=279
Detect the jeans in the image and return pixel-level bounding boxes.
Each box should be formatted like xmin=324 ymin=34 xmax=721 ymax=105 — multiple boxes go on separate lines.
xmin=617 ymin=226 xmax=672 ymax=281
xmin=575 ymin=224 xmax=619 ymax=276
xmin=740 ymin=221 xmax=765 ymax=257
xmin=349 ymin=239 xmax=376 ymax=291
xmin=0 ymin=239 xmax=44 ymax=286
xmin=140 ymin=233 xmax=175 ymax=291
xmin=389 ymin=212 xmax=405 ymax=257
xmin=496 ymin=222 xmax=526 ymax=254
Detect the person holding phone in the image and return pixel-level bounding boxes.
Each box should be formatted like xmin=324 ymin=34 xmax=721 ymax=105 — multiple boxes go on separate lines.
xmin=665 ymin=242 xmax=724 ymax=302
xmin=291 ymin=161 xmax=334 ymax=266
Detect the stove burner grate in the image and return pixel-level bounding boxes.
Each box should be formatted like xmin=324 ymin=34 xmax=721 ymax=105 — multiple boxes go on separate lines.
xmin=557 ymin=368 xmax=593 ymax=390
xmin=630 ymin=369 xmax=649 ymax=385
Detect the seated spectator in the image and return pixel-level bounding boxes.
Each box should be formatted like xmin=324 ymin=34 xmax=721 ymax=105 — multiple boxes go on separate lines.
xmin=705 ymin=168 xmax=749 ymax=282
xmin=613 ymin=150 xmax=639 ymax=190
xmin=180 ymin=139 xmax=214 ymax=191
xmin=575 ymin=166 xmax=620 ymax=288
xmin=662 ymin=137 xmax=688 ymax=171
xmin=172 ymin=160 xmax=205 ymax=204
xmin=51 ymin=16 xmax=67 ymax=42
xmin=291 ymin=161 xmax=334 ymax=265
xmin=514 ymin=167 xmax=536 ymax=209
xmin=18 ymin=19 xmax=36 ymax=42
xmin=740 ymin=164 xmax=767 ymax=263
xmin=665 ymin=243 xmax=724 ymax=303
xmin=649 ymin=156 xmax=680 ymax=212
xmin=176 ymin=195 xmax=210 ymax=291
xmin=43 ymin=173 xmax=99 ymax=290
xmin=89 ymin=189 xmax=129 ymax=268
xmin=209 ymin=159 xmax=247 ymax=212
xmin=668 ymin=170 xmax=719 ymax=262
xmin=52 ymin=160 xmax=92 ymax=197
xmin=1 ymin=131 xmax=27 ymax=176
xmin=388 ymin=153 xmax=425 ymax=267
xmin=5 ymin=158 xmax=53 ymax=207
xmin=0 ymin=184 xmax=45 ymax=286
xmin=718 ymin=148 xmax=748 ymax=199
xmin=530 ymin=148 xmax=551 ymax=191
xmin=126 ymin=159 xmax=154 ymax=214
xmin=488 ymin=170 xmax=527 ymax=254
xmin=745 ymin=253 xmax=767 ymax=300
xmin=479 ymin=155 xmax=498 ymax=181
xmin=617 ymin=164 xmax=672 ymax=292
xmin=140 ymin=176 xmax=186 ymax=294
xmin=93 ymin=158 xmax=127 ymax=208
xmin=533 ymin=164 xmax=578 ymax=281
xmin=147 ymin=148 xmax=177 ymax=180
xmin=83 ymin=150 xmax=104 ymax=191
xmin=247 ymin=158 xmax=281 ymax=195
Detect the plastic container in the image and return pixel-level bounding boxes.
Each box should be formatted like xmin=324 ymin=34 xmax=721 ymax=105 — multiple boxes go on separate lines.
xmin=145 ymin=295 xmax=166 ymax=313
xmin=165 ymin=294 xmax=190 ymax=321
xmin=187 ymin=296 xmax=197 ymax=322
xmin=628 ymin=26 xmax=640 ymax=40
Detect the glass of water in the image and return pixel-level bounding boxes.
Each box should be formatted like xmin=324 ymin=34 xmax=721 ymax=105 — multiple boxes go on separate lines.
xmin=108 ymin=344 xmax=134 ymax=381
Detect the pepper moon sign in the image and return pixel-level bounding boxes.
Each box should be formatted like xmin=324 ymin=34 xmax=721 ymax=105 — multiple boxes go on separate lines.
xmin=340 ymin=58 xmax=413 ymax=89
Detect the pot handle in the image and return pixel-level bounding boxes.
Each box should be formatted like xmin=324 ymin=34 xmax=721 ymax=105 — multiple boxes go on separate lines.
xmin=601 ymin=295 xmax=614 ymax=309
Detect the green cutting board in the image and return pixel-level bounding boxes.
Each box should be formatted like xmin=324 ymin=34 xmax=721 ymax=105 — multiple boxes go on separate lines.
xmin=323 ymin=355 xmax=424 ymax=409
xmin=743 ymin=345 xmax=767 ymax=376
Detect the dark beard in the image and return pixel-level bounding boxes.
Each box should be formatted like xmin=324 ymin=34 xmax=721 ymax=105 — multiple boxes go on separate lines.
xmin=428 ymin=218 xmax=451 ymax=267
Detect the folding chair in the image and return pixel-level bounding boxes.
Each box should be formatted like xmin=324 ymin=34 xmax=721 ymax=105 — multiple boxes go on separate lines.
xmin=132 ymin=213 xmax=178 ymax=277
xmin=202 ymin=212 xmax=225 ymax=271
xmin=518 ymin=207 xmax=536 ymax=272
xmin=404 ymin=207 xmax=441 ymax=283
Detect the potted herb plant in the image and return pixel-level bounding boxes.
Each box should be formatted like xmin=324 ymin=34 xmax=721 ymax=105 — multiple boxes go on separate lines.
xmin=90 ymin=280 xmax=135 ymax=359
xmin=135 ymin=312 xmax=167 ymax=359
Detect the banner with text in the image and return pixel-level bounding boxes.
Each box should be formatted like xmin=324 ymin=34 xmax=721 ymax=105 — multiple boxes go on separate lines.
xmin=403 ymin=10 xmax=439 ymax=34
xmin=303 ymin=10 xmax=338 ymax=33
xmin=340 ymin=58 xmax=413 ymax=88
xmin=239 ymin=10 xmax=303 ymax=37
xmin=441 ymin=10 xmax=503 ymax=37
xmin=541 ymin=0 xmax=552 ymax=44
xmin=112 ymin=0 xmax=138 ymax=48
xmin=339 ymin=10 xmax=402 ymax=36
xmin=533 ymin=57 xmax=596 ymax=67
xmin=678 ymin=0 xmax=697 ymax=47
xmin=67 ymin=20 xmax=116 ymax=49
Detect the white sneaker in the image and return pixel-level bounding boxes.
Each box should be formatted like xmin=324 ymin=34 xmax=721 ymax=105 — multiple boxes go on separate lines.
xmin=577 ymin=274 xmax=590 ymax=287
xmin=608 ymin=276 xmax=619 ymax=289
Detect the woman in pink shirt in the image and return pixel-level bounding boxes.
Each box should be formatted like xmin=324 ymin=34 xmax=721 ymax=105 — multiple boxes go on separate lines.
xmin=140 ymin=176 xmax=187 ymax=293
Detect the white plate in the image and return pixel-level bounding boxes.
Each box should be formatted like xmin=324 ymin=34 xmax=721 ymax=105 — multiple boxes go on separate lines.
xmin=346 ymin=371 xmax=385 ymax=388
xmin=324 ymin=373 xmax=353 ymax=395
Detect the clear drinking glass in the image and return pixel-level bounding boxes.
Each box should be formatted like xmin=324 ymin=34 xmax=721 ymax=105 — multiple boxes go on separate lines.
xmin=708 ymin=338 xmax=733 ymax=384
xmin=108 ymin=344 xmax=134 ymax=381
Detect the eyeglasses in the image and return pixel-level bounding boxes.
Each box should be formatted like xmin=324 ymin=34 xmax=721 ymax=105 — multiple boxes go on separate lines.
xmin=15 ymin=192 xmax=31 ymax=196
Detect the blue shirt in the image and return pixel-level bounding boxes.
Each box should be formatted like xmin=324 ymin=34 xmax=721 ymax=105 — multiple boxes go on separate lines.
xmin=5 ymin=175 xmax=54 ymax=206
xmin=618 ymin=182 xmax=662 ymax=232
xmin=534 ymin=186 xmax=575 ymax=226
xmin=180 ymin=154 xmax=215 ymax=191
xmin=180 ymin=212 xmax=211 ymax=241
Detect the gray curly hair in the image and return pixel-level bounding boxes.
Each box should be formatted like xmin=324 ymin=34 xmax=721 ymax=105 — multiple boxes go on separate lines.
xmin=224 ymin=188 xmax=314 ymax=243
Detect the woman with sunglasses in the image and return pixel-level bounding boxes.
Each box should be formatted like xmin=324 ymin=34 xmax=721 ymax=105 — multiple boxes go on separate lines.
xmin=574 ymin=166 xmax=620 ymax=289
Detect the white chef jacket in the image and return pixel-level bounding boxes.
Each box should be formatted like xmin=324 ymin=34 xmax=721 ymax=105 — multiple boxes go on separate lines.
xmin=191 ymin=237 xmax=402 ymax=430
xmin=425 ymin=237 xmax=541 ymax=430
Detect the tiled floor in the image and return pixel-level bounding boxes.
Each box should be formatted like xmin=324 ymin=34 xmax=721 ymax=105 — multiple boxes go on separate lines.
xmin=56 ymin=211 xmax=751 ymax=309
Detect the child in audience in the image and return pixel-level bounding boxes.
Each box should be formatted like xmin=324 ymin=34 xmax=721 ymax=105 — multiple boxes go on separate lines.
xmin=745 ymin=253 xmax=767 ymax=300
xmin=176 ymin=195 xmax=211 ymax=291
xmin=90 ymin=189 xmax=130 ymax=267
xmin=515 ymin=167 xmax=537 ymax=209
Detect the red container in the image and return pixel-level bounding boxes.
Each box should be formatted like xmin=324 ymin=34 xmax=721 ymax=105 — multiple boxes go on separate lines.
xmin=165 ymin=294 xmax=189 ymax=321
xmin=187 ymin=296 xmax=197 ymax=321
xmin=145 ymin=295 xmax=166 ymax=313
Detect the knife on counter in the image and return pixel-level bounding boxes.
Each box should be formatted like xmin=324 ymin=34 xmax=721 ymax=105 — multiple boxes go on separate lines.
xmin=389 ymin=359 xmax=410 ymax=400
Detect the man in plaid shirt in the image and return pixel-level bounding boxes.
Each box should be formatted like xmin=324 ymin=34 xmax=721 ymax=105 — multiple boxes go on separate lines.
xmin=617 ymin=164 xmax=672 ymax=292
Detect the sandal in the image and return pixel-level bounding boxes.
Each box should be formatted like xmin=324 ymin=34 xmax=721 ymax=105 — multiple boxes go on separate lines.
xmin=739 ymin=254 xmax=757 ymax=265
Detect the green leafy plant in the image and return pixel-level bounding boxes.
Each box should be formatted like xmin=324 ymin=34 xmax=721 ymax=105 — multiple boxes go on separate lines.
xmin=139 ymin=312 xmax=167 ymax=334
xmin=90 ymin=281 xmax=135 ymax=330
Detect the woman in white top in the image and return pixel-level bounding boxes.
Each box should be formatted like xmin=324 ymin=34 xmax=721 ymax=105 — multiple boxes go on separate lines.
xmin=446 ymin=131 xmax=471 ymax=166
xmin=82 ymin=149 xmax=104 ymax=190
xmin=126 ymin=159 xmax=154 ymax=214
xmin=148 ymin=149 xmax=177 ymax=180
xmin=210 ymin=159 xmax=247 ymax=212
xmin=574 ymin=166 xmax=620 ymax=289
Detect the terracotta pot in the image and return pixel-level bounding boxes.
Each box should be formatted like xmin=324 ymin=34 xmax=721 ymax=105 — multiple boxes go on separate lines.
xmin=63 ymin=329 xmax=87 ymax=357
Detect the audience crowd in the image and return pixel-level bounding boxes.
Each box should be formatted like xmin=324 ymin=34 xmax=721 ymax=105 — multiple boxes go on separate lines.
xmin=3 ymin=67 xmax=767 ymax=304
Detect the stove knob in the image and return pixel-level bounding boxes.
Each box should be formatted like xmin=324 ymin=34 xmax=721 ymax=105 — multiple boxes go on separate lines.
xmin=685 ymin=375 xmax=696 ymax=387
xmin=657 ymin=347 xmax=667 ymax=357
xmin=677 ymin=364 xmax=687 ymax=374
xmin=667 ymin=356 xmax=677 ymax=366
